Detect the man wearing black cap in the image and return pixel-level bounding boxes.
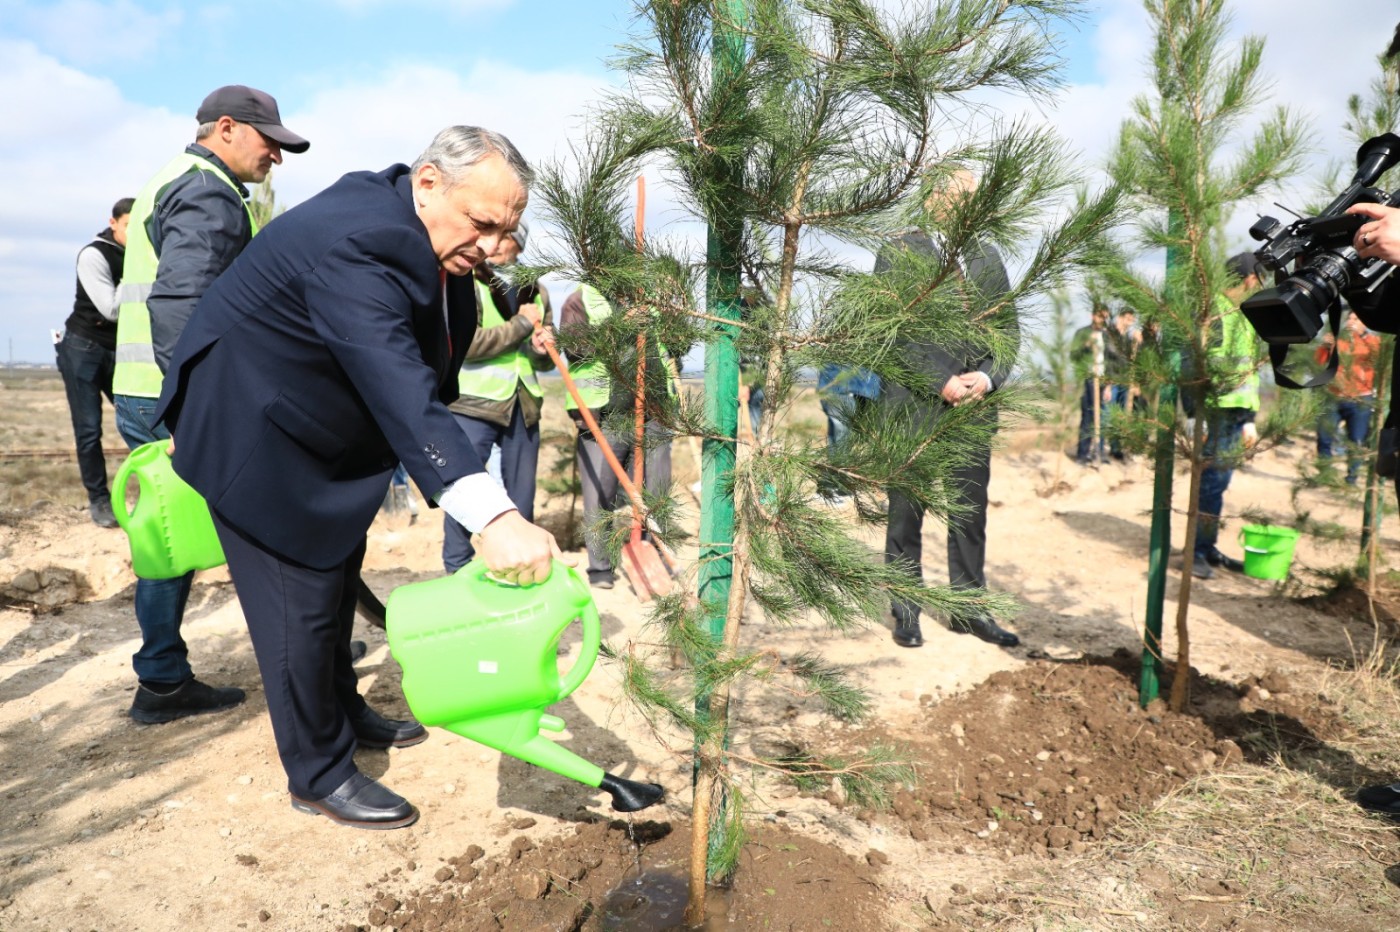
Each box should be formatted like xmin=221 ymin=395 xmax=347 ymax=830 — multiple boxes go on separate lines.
xmin=1190 ymin=252 xmax=1265 ymax=580
xmin=111 ymin=85 xmax=309 ymax=725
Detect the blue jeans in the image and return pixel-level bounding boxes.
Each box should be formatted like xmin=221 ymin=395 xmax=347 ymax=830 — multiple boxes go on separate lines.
xmin=115 ymin=394 xmax=195 ymax=686
xmin=1195 ymin=407 xmax=1252 ymax=559
xmin=442 ymin=405 xmax=539 ymax=573
xmin=56 ymin=333 xmax=115 ymax=504
xmin=1317 ymin=396 xmax=1373 ymax=483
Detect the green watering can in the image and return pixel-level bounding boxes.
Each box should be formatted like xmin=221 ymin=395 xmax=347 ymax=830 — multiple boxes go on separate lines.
xmin=112 ymin=441 xmax=226 ymax=579
xmin=386 ymin=559 xmax=663 ymax=812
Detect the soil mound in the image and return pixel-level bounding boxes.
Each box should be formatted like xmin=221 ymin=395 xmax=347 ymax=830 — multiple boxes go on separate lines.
xmin=835 ymin=651 xmax=1345 ymax=857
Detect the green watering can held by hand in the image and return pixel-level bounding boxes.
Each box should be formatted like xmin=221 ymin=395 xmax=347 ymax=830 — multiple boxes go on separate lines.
xmin=112 ymin=441 xmax=226 ymax=579
xmin=386 ymin=559 xmax=664 ymax=813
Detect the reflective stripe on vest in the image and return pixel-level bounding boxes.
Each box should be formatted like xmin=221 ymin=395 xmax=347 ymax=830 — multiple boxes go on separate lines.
xmin=113 ymin=152 xmax=256 ymax=398
xmin=456 ymin=277 xmax=544 ymax=402
xmin=564 ymin=285 xmax=616 ymax=412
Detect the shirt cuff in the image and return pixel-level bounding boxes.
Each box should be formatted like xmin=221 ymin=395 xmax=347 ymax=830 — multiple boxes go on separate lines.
xmin=435 ymin=474 xmax=517 ymax=533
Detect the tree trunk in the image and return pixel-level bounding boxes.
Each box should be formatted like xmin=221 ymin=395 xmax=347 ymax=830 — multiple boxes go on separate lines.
xmin=1169 ymin=410 xmax=1207 ymax=712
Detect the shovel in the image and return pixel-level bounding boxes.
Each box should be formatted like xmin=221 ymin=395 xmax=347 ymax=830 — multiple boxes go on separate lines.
xmin=537 ymin=323 xmax=674 ymax=600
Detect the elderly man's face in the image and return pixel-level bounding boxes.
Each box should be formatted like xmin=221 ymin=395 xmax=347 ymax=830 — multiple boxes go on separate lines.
xmin=489 ymin=234 xmax=523 ymax=267
xmin=415 ymin=154 xmax=526 ymax=276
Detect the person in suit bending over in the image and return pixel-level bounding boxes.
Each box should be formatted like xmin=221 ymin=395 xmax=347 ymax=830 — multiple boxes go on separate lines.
xmin=155 ymin=126 xmax=560 ymax=830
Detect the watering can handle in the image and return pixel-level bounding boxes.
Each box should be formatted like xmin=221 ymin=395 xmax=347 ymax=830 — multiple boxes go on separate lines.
xmin=557 ymin=567 xmax=601 ymax=700
xmin=110 ymin=441 xmax=161 ymax=530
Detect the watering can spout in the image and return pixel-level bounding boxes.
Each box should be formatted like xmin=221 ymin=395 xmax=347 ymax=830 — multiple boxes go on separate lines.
xmin=600 ymin=773 xmax=665 ymax=812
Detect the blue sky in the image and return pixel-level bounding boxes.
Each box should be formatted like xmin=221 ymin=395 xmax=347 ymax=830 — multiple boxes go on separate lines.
xmin=0 ymin=0 xmax=1382 ymax=363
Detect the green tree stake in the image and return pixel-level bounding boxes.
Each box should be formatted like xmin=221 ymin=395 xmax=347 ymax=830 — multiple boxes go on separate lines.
xmin=1110 ymin=0 xmax=1306 ymax=712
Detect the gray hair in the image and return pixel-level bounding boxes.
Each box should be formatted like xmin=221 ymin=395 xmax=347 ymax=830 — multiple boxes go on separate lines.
xmin=195 ymin=120 xmax=218 ymax=141
xmin=412 ymin=126 xmax=533 ymax=189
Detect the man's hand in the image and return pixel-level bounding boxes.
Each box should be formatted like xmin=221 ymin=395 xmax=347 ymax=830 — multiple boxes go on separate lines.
xmin=518 ymin=301 xmax=544 ymax=328
xmin=476 ymin=510 xmax=563 ymax=586
xmin=956 ymin=371 xmax=991 ymax=402
xmin=940 ymin=376 xmax=967 ymax=405
xmin=530 ymin=326 xmax=555 ymax=353
xmin=1347 ymin=203 xmax=1400 ymax=264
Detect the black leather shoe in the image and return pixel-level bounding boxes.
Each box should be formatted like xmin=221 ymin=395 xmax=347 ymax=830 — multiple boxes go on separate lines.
xmin=892 ymin=621 xmax=924 ymax=648
xmin=950 ymin=615 xmax=1020 ymax=648
xmin=1357 ymin=783 xmax=1400 ymax=818
xmin=349 ymin=640 xmax=368 ymax=664
xmin=349 ymin=704 xmax=428 ymax=749
xmin=1206 ymin=550 xmax=1245 ymax=573
xmin=290 ymin=772 xmax=418 ymax=830
xmin=129 ymin=678 xmax=246 ymax=724
xmin=1191 ymin=553 xmax=1214 ymax=579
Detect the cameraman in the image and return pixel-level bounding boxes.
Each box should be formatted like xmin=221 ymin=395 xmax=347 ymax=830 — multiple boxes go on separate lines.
xmin=1343 ymin=23 xmax=1400 ymax=824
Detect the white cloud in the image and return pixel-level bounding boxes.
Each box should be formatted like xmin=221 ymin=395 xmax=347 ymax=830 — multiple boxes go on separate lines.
xmin=12 ymin=0 xmax=182 ymax=67
xmin=0 ymin=45 xmax=615 ymax=362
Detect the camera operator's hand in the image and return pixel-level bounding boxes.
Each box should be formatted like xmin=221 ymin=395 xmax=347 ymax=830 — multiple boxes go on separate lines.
xmin=1346 ymin=203 xmax=1400 ymax=264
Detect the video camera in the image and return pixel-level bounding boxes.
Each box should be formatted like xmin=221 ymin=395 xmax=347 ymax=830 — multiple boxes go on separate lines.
xmin=1241 ymin=132 xmax=1400 ymax=345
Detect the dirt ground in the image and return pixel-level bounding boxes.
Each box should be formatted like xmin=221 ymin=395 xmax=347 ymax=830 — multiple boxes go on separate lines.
xmin=3 ymin=374 xmax=1400 ymax=931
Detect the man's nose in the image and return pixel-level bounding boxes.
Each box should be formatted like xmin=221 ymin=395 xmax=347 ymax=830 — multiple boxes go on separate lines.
xmin=269 ymin=143 xmax=283 ymax=165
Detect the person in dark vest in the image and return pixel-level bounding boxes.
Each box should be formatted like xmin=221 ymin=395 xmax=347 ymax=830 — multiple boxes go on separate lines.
xmin=58 ymin=197 xmax=133 ymax=528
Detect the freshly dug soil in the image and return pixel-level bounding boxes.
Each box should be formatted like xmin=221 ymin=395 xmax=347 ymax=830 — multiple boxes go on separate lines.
xmin=827 ymin=651 xmax=1345 ymax=858
xmin=366 ymin=817 xmax=882 ymax=931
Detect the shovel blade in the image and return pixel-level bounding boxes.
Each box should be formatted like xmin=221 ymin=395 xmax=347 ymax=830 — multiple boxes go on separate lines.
xmin=621 ymin=540 xmax=672 ymax=602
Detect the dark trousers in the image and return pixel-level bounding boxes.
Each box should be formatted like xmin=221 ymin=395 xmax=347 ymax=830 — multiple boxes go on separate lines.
xmin=1317 ymin=396 xmax=1373 ymax=483
xmin=56 ymin=332 xmax=115 ymax=504
xmin=1076 ymin=379 xmax=1123 ymax=459
xmin=577 ymin=425 xmax=672 ymax=584
xmin=1195 ymin=407 xmax=1252 ymax=558
xmin=212 ymin=509 xmax=367 ymax=799
xmin=441 ymin=404 xmax=540 ymax=573
xmin=886 ymin=441 xmax=992 ymax=625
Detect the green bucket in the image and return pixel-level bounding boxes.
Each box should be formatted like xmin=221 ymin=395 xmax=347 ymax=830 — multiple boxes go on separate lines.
xmin=1238 ymin=524 xmax=1299 ymax=580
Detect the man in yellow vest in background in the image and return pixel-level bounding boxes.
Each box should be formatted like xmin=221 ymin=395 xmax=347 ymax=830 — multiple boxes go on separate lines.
xmin=113 ymin=85 xmax=308 ymax=723
xmin=559 ymin=285 xmax=674 ymax=589
xmin=442 ymin=220 xmax=555 ymax=573
xmin=1191 ymin=252 xmax=1265 ymax=581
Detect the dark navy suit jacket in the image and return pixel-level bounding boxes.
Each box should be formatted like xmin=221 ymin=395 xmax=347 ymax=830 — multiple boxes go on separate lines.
xmin=155 ymin=165 xmax=483 ymax=569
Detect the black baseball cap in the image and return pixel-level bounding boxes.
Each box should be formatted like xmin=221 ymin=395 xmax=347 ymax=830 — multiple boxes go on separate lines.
xmin=1226 ymin=251 xmax=1267 ymax=283
xmin=196 ymin=85 xmax=310 ymax=154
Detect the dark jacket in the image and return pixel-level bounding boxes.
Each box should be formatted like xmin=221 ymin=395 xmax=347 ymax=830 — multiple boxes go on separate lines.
xmin=155 ymin=165 xmax=481 ymax=569
xmin=146 ymin=144 xmax=255 ymax=373
xmin=875 ymin=231 xmax=1019 ymax=419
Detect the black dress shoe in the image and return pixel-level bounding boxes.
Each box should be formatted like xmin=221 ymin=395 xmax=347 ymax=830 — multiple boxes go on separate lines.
xmin=950 ymin=615 xmax=1020 ymax=647
xmin=290 ymin=772 xmax=418 ymax=830
xmin=349 ymin=704 xmax=428 ymax=749
xmin=129 ymin=677 xmax=246 ymax=724
xmin=349 ymin=640 xmax=368 ymax=664
xmin=1206 ymin=550 xmax=1245 ymax=573
xmin=1357 ymin=782 xmax=1400 ymax=818
xmin=892 ymin=621 xmax=924 ymax=648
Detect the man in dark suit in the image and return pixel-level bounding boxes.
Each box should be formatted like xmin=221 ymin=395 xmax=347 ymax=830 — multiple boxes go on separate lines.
xmin=156 ymin=126 xmax=559 ymax=830
xmin=881 ymin=174 xmax=1021 ymax=650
